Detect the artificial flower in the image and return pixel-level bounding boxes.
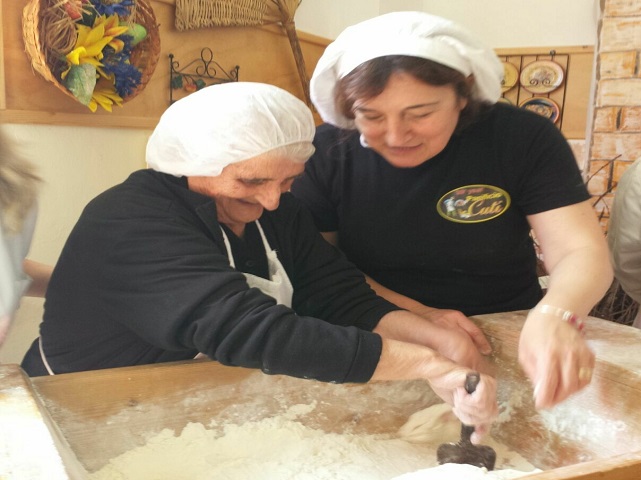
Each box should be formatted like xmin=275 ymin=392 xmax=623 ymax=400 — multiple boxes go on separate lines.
xmin=88 ymin=84 xmax=124 ymax=112
xmin=57 ymin=1 xmax=144 ymax=112
xmin=97 ymin=14 xmax=130 ymax=53
xmin=101 ymin=41 xmax=143 ymax=98
xmin=90 ymin=0 xmax=134 ymax=18
xmin=63 ymin=23 xmax=112 ymax=76
xmin=63 ymin=14 xmax=129 ymax=77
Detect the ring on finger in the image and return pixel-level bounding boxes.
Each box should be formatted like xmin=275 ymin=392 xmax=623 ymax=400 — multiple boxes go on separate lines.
xmin=578 ymin=367 xmax=593 ymax=382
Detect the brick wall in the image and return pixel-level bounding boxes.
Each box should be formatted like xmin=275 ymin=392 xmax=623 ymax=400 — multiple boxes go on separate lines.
xmin=587 ymin=0 xmax=641 ymax=231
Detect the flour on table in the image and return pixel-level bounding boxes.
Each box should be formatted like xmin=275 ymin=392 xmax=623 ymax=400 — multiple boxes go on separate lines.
xmin=0 ymin=386 xmax=70 ymax=480
xmin=89 ymin=403 xmax=539 ymax=480
xmin=392 ymin=463 xmax=535 ymax=479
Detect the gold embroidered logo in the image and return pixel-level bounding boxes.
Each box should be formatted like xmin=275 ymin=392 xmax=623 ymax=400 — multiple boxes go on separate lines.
xmin=437 ymin=185 xmax=511 ymax=223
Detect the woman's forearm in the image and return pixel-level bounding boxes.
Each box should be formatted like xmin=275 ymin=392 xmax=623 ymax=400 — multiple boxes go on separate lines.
xmin=540 ymin=245 xmax=613 ymax=317
xmin=530 ymin=201 xmax=613 ymax=317
xmin=371 ymin=337 xmax=441 ymax=381
xmin=374 ymin=310 xmax=489 ymax=372
xmin=366 ymin=274 xmax=438 ymax=315
xmin=23 ymin=259 xmax=54 ymax=297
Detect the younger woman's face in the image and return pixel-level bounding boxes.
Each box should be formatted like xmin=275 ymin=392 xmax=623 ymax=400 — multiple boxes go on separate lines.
xmin=353 ymin=72 xmax=467 ymax=168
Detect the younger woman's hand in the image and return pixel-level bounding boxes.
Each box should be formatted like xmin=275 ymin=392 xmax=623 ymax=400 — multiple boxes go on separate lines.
xmin=416 ymin=307 xmax=493 ymax=356
xmin=519 ymin=310 xmax=595 ymax=409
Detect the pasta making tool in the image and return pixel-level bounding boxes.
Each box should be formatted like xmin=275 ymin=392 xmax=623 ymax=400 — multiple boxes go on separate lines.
xmin=436 ymin=372 xmax=497 ymax=470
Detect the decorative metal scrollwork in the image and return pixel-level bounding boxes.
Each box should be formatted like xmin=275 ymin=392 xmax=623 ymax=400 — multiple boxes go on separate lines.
xmin=169 ymin=48 xmax=240 ymax=104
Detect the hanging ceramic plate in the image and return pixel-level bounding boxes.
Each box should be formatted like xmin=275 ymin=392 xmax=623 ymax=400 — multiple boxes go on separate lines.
xmin=519 ymin=60 xmax=564 ymax=94
xmin=501 ymin=62 xmax=519 ymax=93
xmin=519 ymin=97 xmax=560 ymax=123
xmin=498 ymin=97 xmax=513 ymax=105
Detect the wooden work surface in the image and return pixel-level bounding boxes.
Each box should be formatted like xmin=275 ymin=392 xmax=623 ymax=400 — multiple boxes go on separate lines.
xmin=2 ymin=311 xmax=641 ymax=479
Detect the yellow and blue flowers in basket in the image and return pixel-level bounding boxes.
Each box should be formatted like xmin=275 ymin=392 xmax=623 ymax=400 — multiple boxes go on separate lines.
xmin=61 ymin=0 xmax=148 ymax=112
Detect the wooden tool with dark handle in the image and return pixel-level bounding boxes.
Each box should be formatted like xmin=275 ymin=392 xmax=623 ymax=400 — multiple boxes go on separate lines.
xmin=436 ymin=372 xmax=497 ymax=470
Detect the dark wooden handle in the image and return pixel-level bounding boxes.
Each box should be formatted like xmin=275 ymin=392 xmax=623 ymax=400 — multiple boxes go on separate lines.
xmin=465 ymin=372 xmax=480 ymax=394
xmin=460 ymin=372 xmax=481 ymax=443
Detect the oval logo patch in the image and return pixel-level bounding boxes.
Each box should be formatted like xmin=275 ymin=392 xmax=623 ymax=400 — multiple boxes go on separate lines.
xmin=437 ymin=185 xmax=511 ymax=223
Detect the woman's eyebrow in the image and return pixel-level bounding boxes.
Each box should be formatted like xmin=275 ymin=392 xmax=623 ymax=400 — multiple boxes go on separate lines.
xmin=354 ymin=101 xmax=440 ymax=113
xmin=405 ymin=101 xmax=440 ymax=110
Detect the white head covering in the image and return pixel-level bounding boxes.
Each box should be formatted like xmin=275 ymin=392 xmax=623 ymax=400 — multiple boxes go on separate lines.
xmin=147 ymin=82 xmax=315 ymax=177
xmin=310 ymin=11 xmax=504 ymax=129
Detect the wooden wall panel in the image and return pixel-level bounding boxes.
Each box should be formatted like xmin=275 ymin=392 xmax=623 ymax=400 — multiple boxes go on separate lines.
xmin=496 ymin=46 xmax=595 ymax=140
xmin=0 ymin=0 xmax=327 ymax=128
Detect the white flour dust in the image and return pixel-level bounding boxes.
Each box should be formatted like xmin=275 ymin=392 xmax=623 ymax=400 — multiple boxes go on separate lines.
xmin=0 ymin=386 xmax=70 ymax=480
xmin=89 ymin=403 xmax=539 ymax=480
xmin=392 ymin=464 xmax=535 ymax=479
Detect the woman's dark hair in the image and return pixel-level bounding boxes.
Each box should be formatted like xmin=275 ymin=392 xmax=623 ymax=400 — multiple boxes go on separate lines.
xmin=334 ymin=55 xmax=492 ymax=132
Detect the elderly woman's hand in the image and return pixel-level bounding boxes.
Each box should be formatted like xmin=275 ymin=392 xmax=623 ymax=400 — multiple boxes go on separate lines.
xmin=372 ymin=338 xmax=498 ymax=442
xmin=429 ymin=367 xmax=498 ymax=443
xmin=518 ymin=308 xmax=595 ymax=409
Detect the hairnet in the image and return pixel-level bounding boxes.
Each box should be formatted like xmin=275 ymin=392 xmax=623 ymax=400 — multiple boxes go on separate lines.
xmin=310 ymin=11 xmax=504 ymax=129
xmin=146 ymin=82 xmax=315 ymax=177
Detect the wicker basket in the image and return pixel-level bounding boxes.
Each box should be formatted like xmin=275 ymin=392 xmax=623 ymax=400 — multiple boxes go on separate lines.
xmin=175 ymin=0 xmax=271 ymax=29
xmin=22 ymin=0 xmax=161 ymax=107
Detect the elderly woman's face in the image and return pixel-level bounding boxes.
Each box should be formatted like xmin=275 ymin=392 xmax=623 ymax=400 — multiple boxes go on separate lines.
xmin=188 ymin=154 xmax=305 ymax=231
xmin=353 ymin=71 xmax=467 ymax=168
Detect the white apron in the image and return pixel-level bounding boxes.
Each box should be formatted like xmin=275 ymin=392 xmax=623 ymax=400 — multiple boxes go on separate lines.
xmin=194 ymin=220 xmax=294 ymax=360
xmin=220 ymin=220 xmax=294 ymax=308
xmin=40 ymin=221 xmax=294 ymax=374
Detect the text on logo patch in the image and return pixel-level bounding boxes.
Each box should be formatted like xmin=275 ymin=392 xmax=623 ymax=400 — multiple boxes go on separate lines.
xmin=437 ymin=184 xmax=511 ymax=223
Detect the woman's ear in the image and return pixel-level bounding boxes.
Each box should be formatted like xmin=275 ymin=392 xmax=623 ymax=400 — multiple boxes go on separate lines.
xmin=455 ymin=75 xmax=474 ymax=110
xmin=466 ymin=74 xmax=476 ymax=89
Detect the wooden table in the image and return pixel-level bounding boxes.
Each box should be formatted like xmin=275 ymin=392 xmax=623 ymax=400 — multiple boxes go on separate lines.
xmin=2 ymin=311 xmax=641 ymax=479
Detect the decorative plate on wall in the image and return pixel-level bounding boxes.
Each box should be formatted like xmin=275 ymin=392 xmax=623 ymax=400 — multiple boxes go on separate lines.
xmin=501 ymin=62 xmax=519 ymax=93
xmin=498 ymin=97 xmax=513 ymax=105
xmin=519 ymin=97 xmax=560 ymax=123
xmin=519 ymin=60 xmax=564 ymax=94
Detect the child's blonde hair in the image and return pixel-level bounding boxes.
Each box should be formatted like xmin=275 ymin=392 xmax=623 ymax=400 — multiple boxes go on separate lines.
xmin=0 ymin=131 xmax=41 ymax=233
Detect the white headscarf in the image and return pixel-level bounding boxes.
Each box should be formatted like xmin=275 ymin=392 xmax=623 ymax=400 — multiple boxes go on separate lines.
xmin=147 ymin=82 xmax=315 ymax=177
xmin=310 ymin=11 xmax=504 ymax=129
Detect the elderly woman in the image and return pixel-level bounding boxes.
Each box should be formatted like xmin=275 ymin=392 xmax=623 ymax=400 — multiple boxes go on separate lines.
xmin=291 ymin=12 xmax=612 ymax=409
xmin=21 ymin=83 xmax=496 ymax=434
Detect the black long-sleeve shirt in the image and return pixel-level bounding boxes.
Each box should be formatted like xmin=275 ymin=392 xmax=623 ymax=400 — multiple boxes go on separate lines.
xmin=22 ymin=170 xmax=399 ymax=380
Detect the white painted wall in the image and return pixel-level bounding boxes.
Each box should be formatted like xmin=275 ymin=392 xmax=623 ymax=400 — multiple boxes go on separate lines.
xmin=296 ymin=0 xmax=599 ymax=47
xmin=0 ymin=124 xmax=149 ymax=365
xmin=0 ymin=0 xmax=600 ymax=365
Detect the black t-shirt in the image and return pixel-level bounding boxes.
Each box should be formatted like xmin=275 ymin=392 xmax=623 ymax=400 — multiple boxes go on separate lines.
xmin=221 ymin=222 xmax=269 ymax=279
xmin=292 ymin=104 xmax=590 ymax=315
xmin=22 ymin=171 xmax=396 ymax=379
